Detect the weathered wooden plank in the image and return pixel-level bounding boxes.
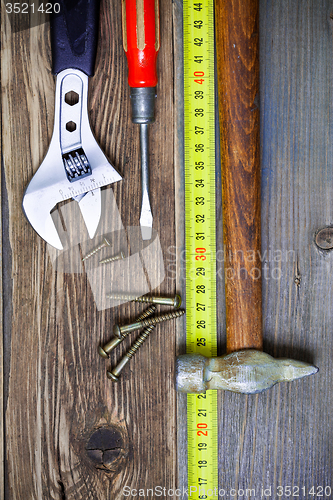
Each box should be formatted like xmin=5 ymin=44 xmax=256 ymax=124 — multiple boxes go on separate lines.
xmin=0 ymin=5 xmax=4 ymax=499
xmin=3 ymin=0 xmax=333 ymax=495
xmin=258 ymin=0 xmax=333 ymax=487
xmin=1 ymin=0 xmax=177 ymax=497
xmin=217 ymin=0 xmax=333 ymax=492
xmin=174 ymin=0 xmax=332 ymax=494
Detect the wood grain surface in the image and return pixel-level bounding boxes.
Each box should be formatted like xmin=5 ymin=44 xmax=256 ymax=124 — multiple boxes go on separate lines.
xmin=1 ymin=0 xmax=333 ymax=498
xmin=1 ymin=0 xmax=177 ymax=497
xmin=220 ymin=0 xmax=333 ymax=492
xmin=176 ymin=0 xmax=333 ymax=496
xmin=215 ymin=0 xmax=263 ymax=353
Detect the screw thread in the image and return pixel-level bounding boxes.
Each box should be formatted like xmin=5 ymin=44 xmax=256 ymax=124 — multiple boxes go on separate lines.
xmin=107 ymin=310 xmax=185 ymax=380
xmin=136 ymin=305 xmax=157 ymax=322
xmin=134 ymin=296 xmax=153 ymax=303
xmin=126 ymin=325 xmax=155 ymax=359
xmin=100 ymin=251 xmax=125 ymax=265
xmin=115 ymin=305 xmax=157 ymax=339
xmin=107 ymin=324 xmax=156 ymax=380
xmin=140 ymin=309 xmax=185 ymax=328
xmin=118 ymin=305 xmax=157 ymax=339
xmin=82 ymin=237 xmax=110 ymax=261
xmin=106 ymin=293 xmax=181 ymax=308
xmin=107 ymin=293 xmax=136 ymax=301
xmin=99 ymin=306 xmax=156 ymax=358
xmin=114 ymin=308 xmax=184 ymax=338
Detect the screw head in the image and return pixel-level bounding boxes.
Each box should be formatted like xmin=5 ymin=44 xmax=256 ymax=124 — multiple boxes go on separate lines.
xmin=113 ymin=325 xmax=122 ymax=338
xmin=98 ymin=346 xmax=109 ymax=359
xmin=107 ymin=371 xmax=119 ymax=381
xmin=174 ymin=294 xmax=182 ymax=308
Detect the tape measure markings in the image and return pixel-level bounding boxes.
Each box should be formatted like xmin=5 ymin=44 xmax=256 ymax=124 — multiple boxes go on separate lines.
xmin=183 ymin=0 xmax=218 ymax=498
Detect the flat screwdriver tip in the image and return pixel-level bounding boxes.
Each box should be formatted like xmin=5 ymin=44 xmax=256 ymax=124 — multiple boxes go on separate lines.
xmin=141 ymin=226 xmax=153 ymax=240
xmin=140 ymin=191 xmax=153 ymax=240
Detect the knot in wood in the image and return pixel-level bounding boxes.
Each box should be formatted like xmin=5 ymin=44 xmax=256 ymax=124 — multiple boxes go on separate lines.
xmin=86 ymin=427 xmax=127 ymax=472
xmin=315 ymin=227 xmax=333 ymax=251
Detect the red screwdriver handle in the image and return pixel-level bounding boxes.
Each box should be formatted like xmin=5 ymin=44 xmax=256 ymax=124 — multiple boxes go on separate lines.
xmin=122 ymin=0 xmax=160 ymax=88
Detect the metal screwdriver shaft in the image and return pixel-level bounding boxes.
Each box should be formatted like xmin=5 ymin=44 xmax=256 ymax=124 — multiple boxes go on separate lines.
xmin=139 ymin=123 xmax=153 ymax=240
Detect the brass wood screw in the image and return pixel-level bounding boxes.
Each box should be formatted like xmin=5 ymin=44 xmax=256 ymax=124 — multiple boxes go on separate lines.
xmin=98 ymin=306 xmax=156 ymax=359
xmin=113 ymin=309 xmax=185 ymax=338
xmin=100 ymin=251 xmax=125 ymax=265
xmin=82 ymin=237 xmax=111 ymax=261
xmin=107 ymin=325 xmax=155 ymax=381
xmin=106 ymin=293 xmax=181 ymax=308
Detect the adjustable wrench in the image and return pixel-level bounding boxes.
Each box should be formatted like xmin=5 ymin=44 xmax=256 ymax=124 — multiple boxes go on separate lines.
xmin=22 ymin=0 xmax=122 ymax=250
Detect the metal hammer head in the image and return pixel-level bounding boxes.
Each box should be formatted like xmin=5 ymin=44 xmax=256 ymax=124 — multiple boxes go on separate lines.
xmin=176 ymin=350 xmax=318 ymax=394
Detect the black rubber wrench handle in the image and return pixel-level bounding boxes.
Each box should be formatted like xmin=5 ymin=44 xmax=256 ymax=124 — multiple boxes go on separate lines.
xmin=50 ymin=0 xmax=100 ymax=76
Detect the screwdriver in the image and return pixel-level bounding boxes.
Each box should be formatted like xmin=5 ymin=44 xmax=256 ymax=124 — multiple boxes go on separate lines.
xmin=122 ymin=0 xmax=160 ymax=240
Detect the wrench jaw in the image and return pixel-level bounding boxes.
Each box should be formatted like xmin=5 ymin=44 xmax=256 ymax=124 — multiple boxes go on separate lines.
xmin=22 ymin=142 xmax=79 ymax=250
xmin=22 ymin=189 xmax=102 ymax=250
xmin=22 ymin=69 xmax=122 ymax=249
xmin=77 ymin=189 xmax=102 ymax=239
xmin=22 ymin=188 xmax=65 ymax=251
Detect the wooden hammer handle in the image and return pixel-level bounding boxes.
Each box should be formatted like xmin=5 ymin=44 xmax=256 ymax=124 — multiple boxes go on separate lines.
xmin=215 ymin=0 xmax=263 ymax=353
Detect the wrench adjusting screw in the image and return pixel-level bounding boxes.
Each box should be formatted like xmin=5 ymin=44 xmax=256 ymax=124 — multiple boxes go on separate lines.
xmin=113 ymin=309 xmax=185 ymax=339
xmin=82 ymin=237 xmax=111 ymax=261
xmin=98 ymin=306 xmax=156 ymax=359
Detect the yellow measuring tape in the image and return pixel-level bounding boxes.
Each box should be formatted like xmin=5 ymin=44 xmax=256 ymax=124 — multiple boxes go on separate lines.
xmin=183 ymin=0 xmax=218 ymax=497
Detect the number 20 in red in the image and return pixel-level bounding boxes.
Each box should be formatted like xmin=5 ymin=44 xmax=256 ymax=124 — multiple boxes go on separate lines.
xmin=197 ymin=423 xmax=208 ymax=436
